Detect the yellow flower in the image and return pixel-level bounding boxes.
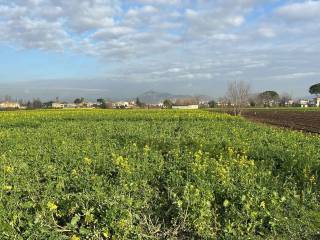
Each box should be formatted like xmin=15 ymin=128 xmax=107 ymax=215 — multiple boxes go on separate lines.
xmin=47 ymin=201 xmax=58 ymax=211
xmin=260 ymin=201 xmax=266 ymax=209
xmin=84 ymin=157 xmax=92 ymax=165
xmin=113 ymin=155 xmax=129 ymax=171
xmin=102 ymin=229 xmax=110 ymax=238
xmin=143 ymin=145 xmax=150 ymax=155
xmin=47 ymin=165 xmax=55 ymax=171
xmin=70 ymin=235 xmax=80 ymax=240
xmin=4 ymin=166 xmax=13 ymax=173
xmin=223 ymin=199 xmax=230 ymax=208
xmin=227 ymin=147 xmax=234 ymax=157
xmin=71 ymin=169 xmax=78 ymax=176
xmin=310 ymin=175 xmax=316 ymax=184
xmin=2 ymin=185 xmax=12 ymax=191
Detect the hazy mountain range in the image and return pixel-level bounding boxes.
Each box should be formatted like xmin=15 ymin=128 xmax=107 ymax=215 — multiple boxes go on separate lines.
xmin=0 ymin=78 xmax=221 ymax=102
xmin=137 ymin=91 xmax=211 ymax=104
xmin=0 ymin=78 xmax=312 ymax=102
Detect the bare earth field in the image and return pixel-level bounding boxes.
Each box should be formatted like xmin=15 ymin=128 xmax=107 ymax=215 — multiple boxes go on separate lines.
xmin=242 ymin=109 xmax=320 ymax=134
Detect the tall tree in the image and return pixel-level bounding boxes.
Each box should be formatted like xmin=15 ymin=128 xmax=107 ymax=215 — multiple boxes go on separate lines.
xmin=97 ymin=98 xmax=113 ymax=109
xmin=226 ymin=80 xmax=250 ymax=115
xmin=309 ymin=83 xmax=320 ymax=96
xmin=136 ymin=97 xmax=145 ymax=108
xmin=163 ymin=99 xmax=173 ymax=109
xmin=279 ymin=93 xmax=292 ymax=107
xmin=208 ymin=100 xmax=217 ymax=108
xmin=97 ymin=98 xmax=106 ymax=108
xmin=258 ymin=91 xmax=279 ymax=107
xmin=74 ymin=97 xmax=85 ymax=104
xmin=32 ymin=98 xmax=43 ymax=109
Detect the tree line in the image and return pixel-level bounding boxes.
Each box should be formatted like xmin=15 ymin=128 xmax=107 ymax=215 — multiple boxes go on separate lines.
xmin=220 ymin=81 xmax=320 ymax=115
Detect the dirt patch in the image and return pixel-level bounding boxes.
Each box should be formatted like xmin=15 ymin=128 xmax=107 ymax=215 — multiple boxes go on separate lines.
xmin=242 ymin=110 xmax=320 ymax=134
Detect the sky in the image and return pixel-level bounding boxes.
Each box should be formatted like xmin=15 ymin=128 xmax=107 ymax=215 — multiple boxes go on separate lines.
xmin=0 ymin=0 xmax=319 ymax=99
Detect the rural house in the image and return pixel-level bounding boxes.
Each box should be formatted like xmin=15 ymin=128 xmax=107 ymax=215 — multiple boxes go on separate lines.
xmin=299 ymin=100 xmax=309 ymax=108
xmin=172 ymin=105 xmax=199 ymax=110
xmin=0 ymin=101 xmax=20 ymax=109
xmin=113 ymin=101 xmax=129 ymax=109
xmin=64 ymin=103 xmax=77 ymax=108
xmin=51 ymin=102 xmax=65 ymax=109
xmin=314 ymin=97 xmax=320 ymax=107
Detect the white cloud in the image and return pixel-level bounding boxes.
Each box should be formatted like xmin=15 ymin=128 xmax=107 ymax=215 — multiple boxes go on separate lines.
xmin=227 ymin=15 xmax=245 ymax=26
xmin=276 ymin=1 xmax=320 ymax=21
xmin=210 ymin=33 xmax=239 ymax=41
xmin=0 ymin=0 xmax=319 ymax=97
xmin=133 ymin=0 xmax=181 ymax=5
xmin=258 ymin=27 xmax=276 ymax=38
xmin=185 ymin=9 xmax=198 ymax=18
xmin=92 ymin=26 xmax=135 ymax=40
xmin=273 ymin=72 xmax=320 ymax=80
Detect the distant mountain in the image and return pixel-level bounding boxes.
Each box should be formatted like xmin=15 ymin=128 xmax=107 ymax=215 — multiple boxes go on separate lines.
xmin=137 ymin=90 xmax=212 ymax=104
xmin=194 ymin=94 xmax=212 ymax=102
xmin=137 ymin=91 xmax=192 ymax=104
xmin=0 ymin=78 xmax=216 ymax=101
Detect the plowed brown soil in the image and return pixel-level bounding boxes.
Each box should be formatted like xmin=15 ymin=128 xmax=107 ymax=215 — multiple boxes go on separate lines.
xmin=243 ymin=110 xmax=320 ymax=134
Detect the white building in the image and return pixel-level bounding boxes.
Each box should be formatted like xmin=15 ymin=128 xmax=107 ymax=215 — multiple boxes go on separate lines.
xmin=288 ymin=100 xmax=294 ymax=106
xmin=52 ymin=102 xmax=64 ymax=109
xmin=84 ymin=102 xmax=95 ymax=108
xmin=299 ymin=100 xmax=309 ymax=108
xmin=172 ymin=105 xmax=199 ymax=110
xmin=113 ymin=101 xmax=129 ymax=108
xmin=0 ymin=101 xmax=20 ymax=109
xmin=314 ymin=97 xmax=320 ymax=107
xmin=64 ymin=103 xmax=77 ymax=108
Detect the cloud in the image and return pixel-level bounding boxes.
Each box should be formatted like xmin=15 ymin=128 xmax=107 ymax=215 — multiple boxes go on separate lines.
xmin=276 ymin=1 xmax=320 ymax=21
xmin=258 ymin=27 xmax=276 ymax=38
xmin=133 ymin=0 xmax=181 ymax=5
xmin=0 ymin=0 xmax=319 ymax=97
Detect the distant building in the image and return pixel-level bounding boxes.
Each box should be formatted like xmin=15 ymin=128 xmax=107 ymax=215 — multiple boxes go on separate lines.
xmin=263 ymin=99 xmax=280 ymax=107
xmin=147 ymin=102 xmax=163 ymax=108
xmin=281 ymin=99 xmax=294 ymax=107
xmin=0 ymin=101 xmax=20 ymax=109
xmin=199 ymin=100 xmax=209 ymax=108
xmin=299 ymin=100 xmax=309 ymax=108
xmin=83 ymin=102 xmax=95 ymax=108
xmin=113 ymin=101 xmax=129 ymax=109
xmin=172 ymin=105 xmax=199 ymax=110
xmin=287 ymin=100 xmax=294 ymax=106
xmin=314 ymin=97 xmax=320 ymax=107
xmin=64 ymin=103 xmax=77 ymax=108
xmin=128 ymin=100 xmax=136 ymax=106
xmin=199 ymin=100 xmax=209 ymax=105
xmin=51 ymin=102 xmax=64 ymax=109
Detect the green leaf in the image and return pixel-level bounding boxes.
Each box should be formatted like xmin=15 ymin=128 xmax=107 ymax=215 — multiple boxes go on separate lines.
xmin=71 ymin=215 xmax=81 ymax=227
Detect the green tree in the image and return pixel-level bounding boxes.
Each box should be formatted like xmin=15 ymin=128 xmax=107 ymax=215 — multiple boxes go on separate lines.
xmin=309 ymin=83 xmax=320 ymax=96
xmin=97 ymin=99 xmax=113 ymax=109
xmin=258 ymin=91 xmax=279 ymax=107
xmin=136 ymin=97 xmax=145 ymax=108
xmin=208 ymin=100 xmax=217 ymax=108
xmin=97 ymin=98 xmax=106 ymax=108
xmin=32 ymin=98 xmax=43 ymax=109
xmin=163 ymin=99 xmax=173 ymax=109
xmin=97 ymin=98 xmax=105 ymax=104
xmin=74 ymin=97 xmax=85 ymax=104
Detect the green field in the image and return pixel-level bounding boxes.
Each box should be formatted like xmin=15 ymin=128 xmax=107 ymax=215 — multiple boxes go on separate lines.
xmin=0 ymin=110 xmax=319 ymax=239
